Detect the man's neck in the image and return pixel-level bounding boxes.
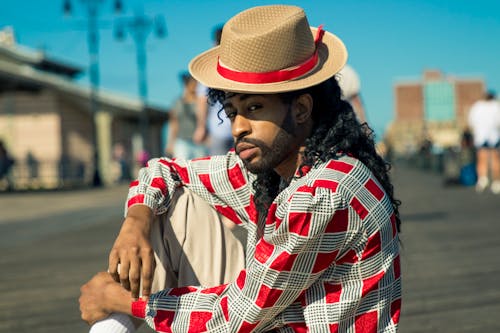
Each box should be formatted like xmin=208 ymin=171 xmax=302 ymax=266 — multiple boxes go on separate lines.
xmin=274 ymin=146 xmax=305 ymax=182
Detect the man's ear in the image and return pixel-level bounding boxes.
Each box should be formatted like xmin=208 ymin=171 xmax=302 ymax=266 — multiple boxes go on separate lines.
xmin=294 ymin=94 xmax=313 ymax=124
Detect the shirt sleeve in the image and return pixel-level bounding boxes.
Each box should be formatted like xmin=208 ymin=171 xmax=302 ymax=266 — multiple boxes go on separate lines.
xmin=125 ymin=152 xmax=254 ymax=225
xmin=133 ymin=186 xmax=362 ymax=332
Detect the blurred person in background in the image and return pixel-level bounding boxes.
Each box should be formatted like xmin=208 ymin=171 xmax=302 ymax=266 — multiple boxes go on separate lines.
xmin=195 ymin=25 xmax=234 ymax=155
xmin=468 ymin=90 xmax=500 ymax=193
xmin=0 ymin=140 xmax=14 ymax=191
xmin=112 ymin=143 xmax=131 ymax=183
xmin=459 ymin=129 xmax=477 ymax=186
xmin=165 ymin=71 xmax=208 ymax=159
xmin=337 ymin=63 xmax=367 ymax=124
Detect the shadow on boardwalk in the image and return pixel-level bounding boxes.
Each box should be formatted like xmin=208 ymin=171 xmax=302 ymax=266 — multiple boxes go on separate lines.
xmin=0 ymin=164 xmax=499 ymax=332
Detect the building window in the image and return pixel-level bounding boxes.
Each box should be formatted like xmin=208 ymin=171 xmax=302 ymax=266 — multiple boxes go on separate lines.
xmin=424 ymin=81 xmax=455 ymax=121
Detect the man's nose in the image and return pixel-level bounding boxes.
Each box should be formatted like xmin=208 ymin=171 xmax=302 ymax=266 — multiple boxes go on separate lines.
xmin=232 ymin=114 xmax=251 ymax=139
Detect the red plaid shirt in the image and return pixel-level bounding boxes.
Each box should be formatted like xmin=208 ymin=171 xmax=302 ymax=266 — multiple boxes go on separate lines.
xmin=127 ymin=152 xmax=401 ymax=332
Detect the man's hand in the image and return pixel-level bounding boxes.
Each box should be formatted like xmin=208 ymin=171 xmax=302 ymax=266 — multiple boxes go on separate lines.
xmin=79 ymin=272 xmax=132 ymax=325
xmin=108 ymin=205 xmax=155 ymax=299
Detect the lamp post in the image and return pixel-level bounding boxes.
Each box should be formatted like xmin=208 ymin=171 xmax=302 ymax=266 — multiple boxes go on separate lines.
xmin=63 ymin=0 xmax=123 ymax=186
xmin=114 ymin=11 xmax=166 ymax=155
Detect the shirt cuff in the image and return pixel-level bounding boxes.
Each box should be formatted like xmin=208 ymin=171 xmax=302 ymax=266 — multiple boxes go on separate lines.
xmin=131 ymin=299 xmax=147 ymax=318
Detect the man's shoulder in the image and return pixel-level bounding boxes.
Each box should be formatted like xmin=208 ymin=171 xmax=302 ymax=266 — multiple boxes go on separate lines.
xmin=301 ymin=155 xmax=370 ymax=190
xmin=472 ymin=100 xmax=493 ymax=110
xmin=317 ymin=155 xmax=365 ymax=175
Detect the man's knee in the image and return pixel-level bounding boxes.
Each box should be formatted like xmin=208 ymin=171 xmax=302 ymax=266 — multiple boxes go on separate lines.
xmin=148 ymin=187 xmax=246 ymax=290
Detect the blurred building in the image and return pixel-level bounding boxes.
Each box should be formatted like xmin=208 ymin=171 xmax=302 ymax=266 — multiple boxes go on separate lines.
xmin=385 ymin=70 xmax=484 ymax=156
xmin=0 ymin=27 xmax=168 ymax=189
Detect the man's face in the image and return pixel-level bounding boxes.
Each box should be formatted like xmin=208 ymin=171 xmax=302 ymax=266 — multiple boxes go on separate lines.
xmin=222 ymin=93 xmax=301 ymax=174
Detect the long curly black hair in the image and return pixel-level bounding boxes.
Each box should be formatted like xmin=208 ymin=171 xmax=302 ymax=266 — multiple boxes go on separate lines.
xmin=208 ymin=76 xmax=401 ymax=232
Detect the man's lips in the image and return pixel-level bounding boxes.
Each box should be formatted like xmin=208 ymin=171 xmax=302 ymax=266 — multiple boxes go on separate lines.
xmin=236 ymin=143 xmax=258 ymax=160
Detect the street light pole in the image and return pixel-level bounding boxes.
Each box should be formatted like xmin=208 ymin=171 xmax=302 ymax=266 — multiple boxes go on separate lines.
xmin=87 ymin=2 xmax=101 ymax=186
xmin=63 ymin=0 xmax=122 ymax=187
xmin=114 ymin=11 xmax=166 ymax=155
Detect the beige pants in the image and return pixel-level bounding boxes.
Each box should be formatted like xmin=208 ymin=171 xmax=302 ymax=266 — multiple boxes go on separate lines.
xmin=150 ymin=187 xmax=247 ymax=291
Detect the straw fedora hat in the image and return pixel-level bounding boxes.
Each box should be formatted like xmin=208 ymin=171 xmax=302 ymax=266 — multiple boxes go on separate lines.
xmin=189 ymin=5 xmax=348 ymax=93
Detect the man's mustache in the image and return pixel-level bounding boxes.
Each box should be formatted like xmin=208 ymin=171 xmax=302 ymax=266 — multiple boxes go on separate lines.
xmin=235 ymin=137 xmax=265 ymax=149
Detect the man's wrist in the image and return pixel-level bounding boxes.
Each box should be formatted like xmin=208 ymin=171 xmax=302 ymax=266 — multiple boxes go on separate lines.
xmin=126 ymin=205 xmax=153 ymax=223
xmin=105 ymin=281 xmax=134 ymax=316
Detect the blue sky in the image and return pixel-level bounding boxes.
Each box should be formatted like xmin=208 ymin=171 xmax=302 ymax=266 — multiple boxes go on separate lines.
xmin=2 ymin=0 xmax=499 ymax=139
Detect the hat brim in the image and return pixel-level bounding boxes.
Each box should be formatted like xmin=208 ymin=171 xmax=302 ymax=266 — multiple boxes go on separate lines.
xmin=189 ymin=27 xmax=348 ymax=94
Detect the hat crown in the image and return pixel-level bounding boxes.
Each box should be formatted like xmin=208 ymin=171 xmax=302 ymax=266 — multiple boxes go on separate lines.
xmin=219 ymin=5 xmax=315 ymax=73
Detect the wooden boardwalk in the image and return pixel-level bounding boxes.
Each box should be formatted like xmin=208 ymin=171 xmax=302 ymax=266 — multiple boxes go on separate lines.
xmin=0 ymin=164 xmax=499 ymax=332
xmin=395 ymin=165 xmax=500 ymax=332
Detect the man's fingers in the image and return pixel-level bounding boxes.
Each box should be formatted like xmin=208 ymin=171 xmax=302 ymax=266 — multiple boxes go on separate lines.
xmin=129 ymin=256 xmax=141 ymax=299
xmin=119 ymin=258 xmax=131 ymax=291
xmin=108 ymin=249 xmax=120 ymax=282
xmin=141 ymin=249 xmax=156 ymax=298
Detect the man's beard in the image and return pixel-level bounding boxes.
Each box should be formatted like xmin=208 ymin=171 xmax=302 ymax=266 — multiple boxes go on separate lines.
xmin=238 ymin=108 xmax=297 ymax=174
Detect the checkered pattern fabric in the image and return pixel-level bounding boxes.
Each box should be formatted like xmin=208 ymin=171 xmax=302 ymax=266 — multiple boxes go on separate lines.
xmin=127 ymin=152 xmax=401 ymax=332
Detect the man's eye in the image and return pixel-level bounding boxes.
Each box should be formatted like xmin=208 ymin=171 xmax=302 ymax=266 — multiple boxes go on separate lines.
xmin=248 ymin=104 xmax=262 ymax=112
xmin=225 ymin=110 xmax=236 ymax=119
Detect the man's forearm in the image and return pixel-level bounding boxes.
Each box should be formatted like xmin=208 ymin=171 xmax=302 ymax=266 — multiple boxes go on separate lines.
xmin=109 ymin=204 xmax=155 ymax=298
